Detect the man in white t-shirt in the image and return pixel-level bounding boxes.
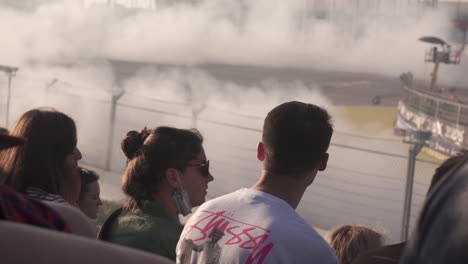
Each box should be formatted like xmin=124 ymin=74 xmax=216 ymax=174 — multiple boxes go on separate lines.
xmin=176 ymin=101 xmax=337 ymax=264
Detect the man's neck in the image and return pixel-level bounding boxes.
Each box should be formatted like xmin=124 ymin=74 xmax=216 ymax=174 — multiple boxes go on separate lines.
xmin=251 ymin=170 xmax=309 ymax=209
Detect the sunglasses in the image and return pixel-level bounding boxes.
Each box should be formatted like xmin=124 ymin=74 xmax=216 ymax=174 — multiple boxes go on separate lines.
xmin=187 ymin=160 xmax=210 ymax=177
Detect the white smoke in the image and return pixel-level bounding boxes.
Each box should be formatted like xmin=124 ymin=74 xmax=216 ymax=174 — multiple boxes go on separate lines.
xmin=0 ymin=0 xmax=463 ymax=81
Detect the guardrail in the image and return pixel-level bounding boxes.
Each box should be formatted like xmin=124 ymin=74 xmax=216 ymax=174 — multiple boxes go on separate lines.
xmin=400 ymin=85 xmax=468 ymax=128
xmin=398 ymin=84 xmax=468 ymax=150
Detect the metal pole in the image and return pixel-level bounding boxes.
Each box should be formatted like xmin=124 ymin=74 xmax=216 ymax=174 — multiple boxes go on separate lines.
xmin=401 ymin=142 xmax=424 ymax=241
xmin=192 ymin=104 xmax=206 ymax=129
xmin=429 ymin=51 xmax=441 ymax=91
xmin=0 ymin=65 xmax=18 ymax=128
xmin=5 ymin=73 xmax=12 ymax=128
xmin=106 ymin=90 xmax=124 ymax=170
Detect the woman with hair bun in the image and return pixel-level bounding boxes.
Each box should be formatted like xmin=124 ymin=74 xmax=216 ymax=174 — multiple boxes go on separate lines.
xmin=100 ymin=126 xmax=214 ymax=261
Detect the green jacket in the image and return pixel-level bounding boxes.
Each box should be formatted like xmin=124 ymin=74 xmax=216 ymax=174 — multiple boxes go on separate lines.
xmin=104 ymin=200 xmax=183 ymax=261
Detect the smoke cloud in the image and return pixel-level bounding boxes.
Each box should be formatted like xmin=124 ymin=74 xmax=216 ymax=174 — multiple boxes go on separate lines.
xmin=0 ymin=0 xmax=464 ymax=82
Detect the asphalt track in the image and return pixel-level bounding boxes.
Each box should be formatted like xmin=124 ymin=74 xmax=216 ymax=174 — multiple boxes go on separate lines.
xmin=109 ymin=60 xmax=403 ymax=107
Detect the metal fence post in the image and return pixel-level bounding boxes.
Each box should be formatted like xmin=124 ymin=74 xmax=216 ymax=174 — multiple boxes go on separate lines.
xmin=5 ymin=73 xmax=12 ymax=128
xmin=395 ymin=129 xmax=431 ymax=241
xmin=401 ymin=142 xmax=422 ymax=241
xmin=106 ymin=89 xmax=125 ymax=171
xmin=0 ymin=65 xmax=19 ymax=128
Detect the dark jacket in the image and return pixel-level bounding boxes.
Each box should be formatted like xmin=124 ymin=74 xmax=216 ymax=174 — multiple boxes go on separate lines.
xmin=101 ymin=200 xmax=183 ymax=261
xmin=401 ymin=155 xmax=468 ymax=264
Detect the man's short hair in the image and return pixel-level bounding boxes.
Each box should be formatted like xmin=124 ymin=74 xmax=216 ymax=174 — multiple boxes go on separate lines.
xmin=262 ymin=101 xmax=333 ymax=175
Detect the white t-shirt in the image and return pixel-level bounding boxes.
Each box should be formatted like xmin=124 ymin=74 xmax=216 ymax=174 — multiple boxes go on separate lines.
xmin=176 ymin=188 xmax=337 ymax=264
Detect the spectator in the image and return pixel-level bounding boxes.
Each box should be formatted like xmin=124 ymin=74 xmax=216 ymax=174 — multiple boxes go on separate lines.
xmin=1 ymin=184 xmax=97 ymax=237
xmin=176 ymin=101 xmax=337 ymax=264
xmin=352 ymin=149 xmax=468 ymax=264
xmin=78 ymin=167 xmax=102 ymax=219
xmin=326 ymin=224 xmax=384 ymax=264
xmin=0 ymin=183 xmax=71 ymax=233
xmin=400 ymin=152 xmax=468 ymax=264
xmin=0 ymin=132 xmax=67 ymax=231
xmin=0 ymin=108 xmax=82 ymax=205
xmin=100 ymin=127 xmax=213 ymax=261
xmin=0 ymin=131 xmax=95 ymax=237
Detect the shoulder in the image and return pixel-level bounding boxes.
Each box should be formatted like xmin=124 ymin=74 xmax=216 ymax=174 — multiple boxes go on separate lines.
xmin=0 ymin=185 xmax=71 ymax=233
xmin=276 ymin=220 xmax=328 ymax=245
xmin=107 ymin=210 xmax=181 ymax=260
xmin=118 ymin=209 xmax=183 ymax=235
xmin=268 ymin=216 xmax=337 ymax=263
xmin=44 ymin=202 xmax=97 ymax=237
xmin=26 ymin=187 xmax=68 ymax=204
xmin=202 ymin=190 xmax=243 ymax=205
xmin=188 ymin=190 xmax=244 ymax=215
xmin=196 ymin=188 xmax=289 ymax=212
xmin=271 ymin=230 xmax=337 ymax=263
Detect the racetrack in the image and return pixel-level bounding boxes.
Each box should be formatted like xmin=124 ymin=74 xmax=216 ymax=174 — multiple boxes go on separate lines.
xmin=109 ymin=60 xmax=403 ymax=106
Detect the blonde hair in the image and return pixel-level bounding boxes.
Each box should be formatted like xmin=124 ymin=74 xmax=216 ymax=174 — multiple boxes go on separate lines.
xmin=326 ymin=224 xmax=384 ymax=264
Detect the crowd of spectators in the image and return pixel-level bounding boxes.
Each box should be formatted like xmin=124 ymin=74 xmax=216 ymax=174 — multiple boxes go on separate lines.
xmin=1 ymin=102 xmax=467 ymax=264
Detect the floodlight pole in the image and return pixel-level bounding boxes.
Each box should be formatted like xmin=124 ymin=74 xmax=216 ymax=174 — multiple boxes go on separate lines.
xmin=0 ymin=65 xmax=19 ymax=128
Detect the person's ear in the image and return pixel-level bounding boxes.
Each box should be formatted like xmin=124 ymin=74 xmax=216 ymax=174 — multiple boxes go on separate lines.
xmin=165 ymin=168 xmax=181 ymax=189
xmin=318 ymin=153 xmax=329 ymax=171
xmin=257 ymin=142 xmax=265 ymax=161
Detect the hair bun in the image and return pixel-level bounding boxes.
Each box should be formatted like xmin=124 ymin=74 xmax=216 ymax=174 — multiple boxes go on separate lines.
xmin=121 ymin=128 xmax=151 ymax=159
